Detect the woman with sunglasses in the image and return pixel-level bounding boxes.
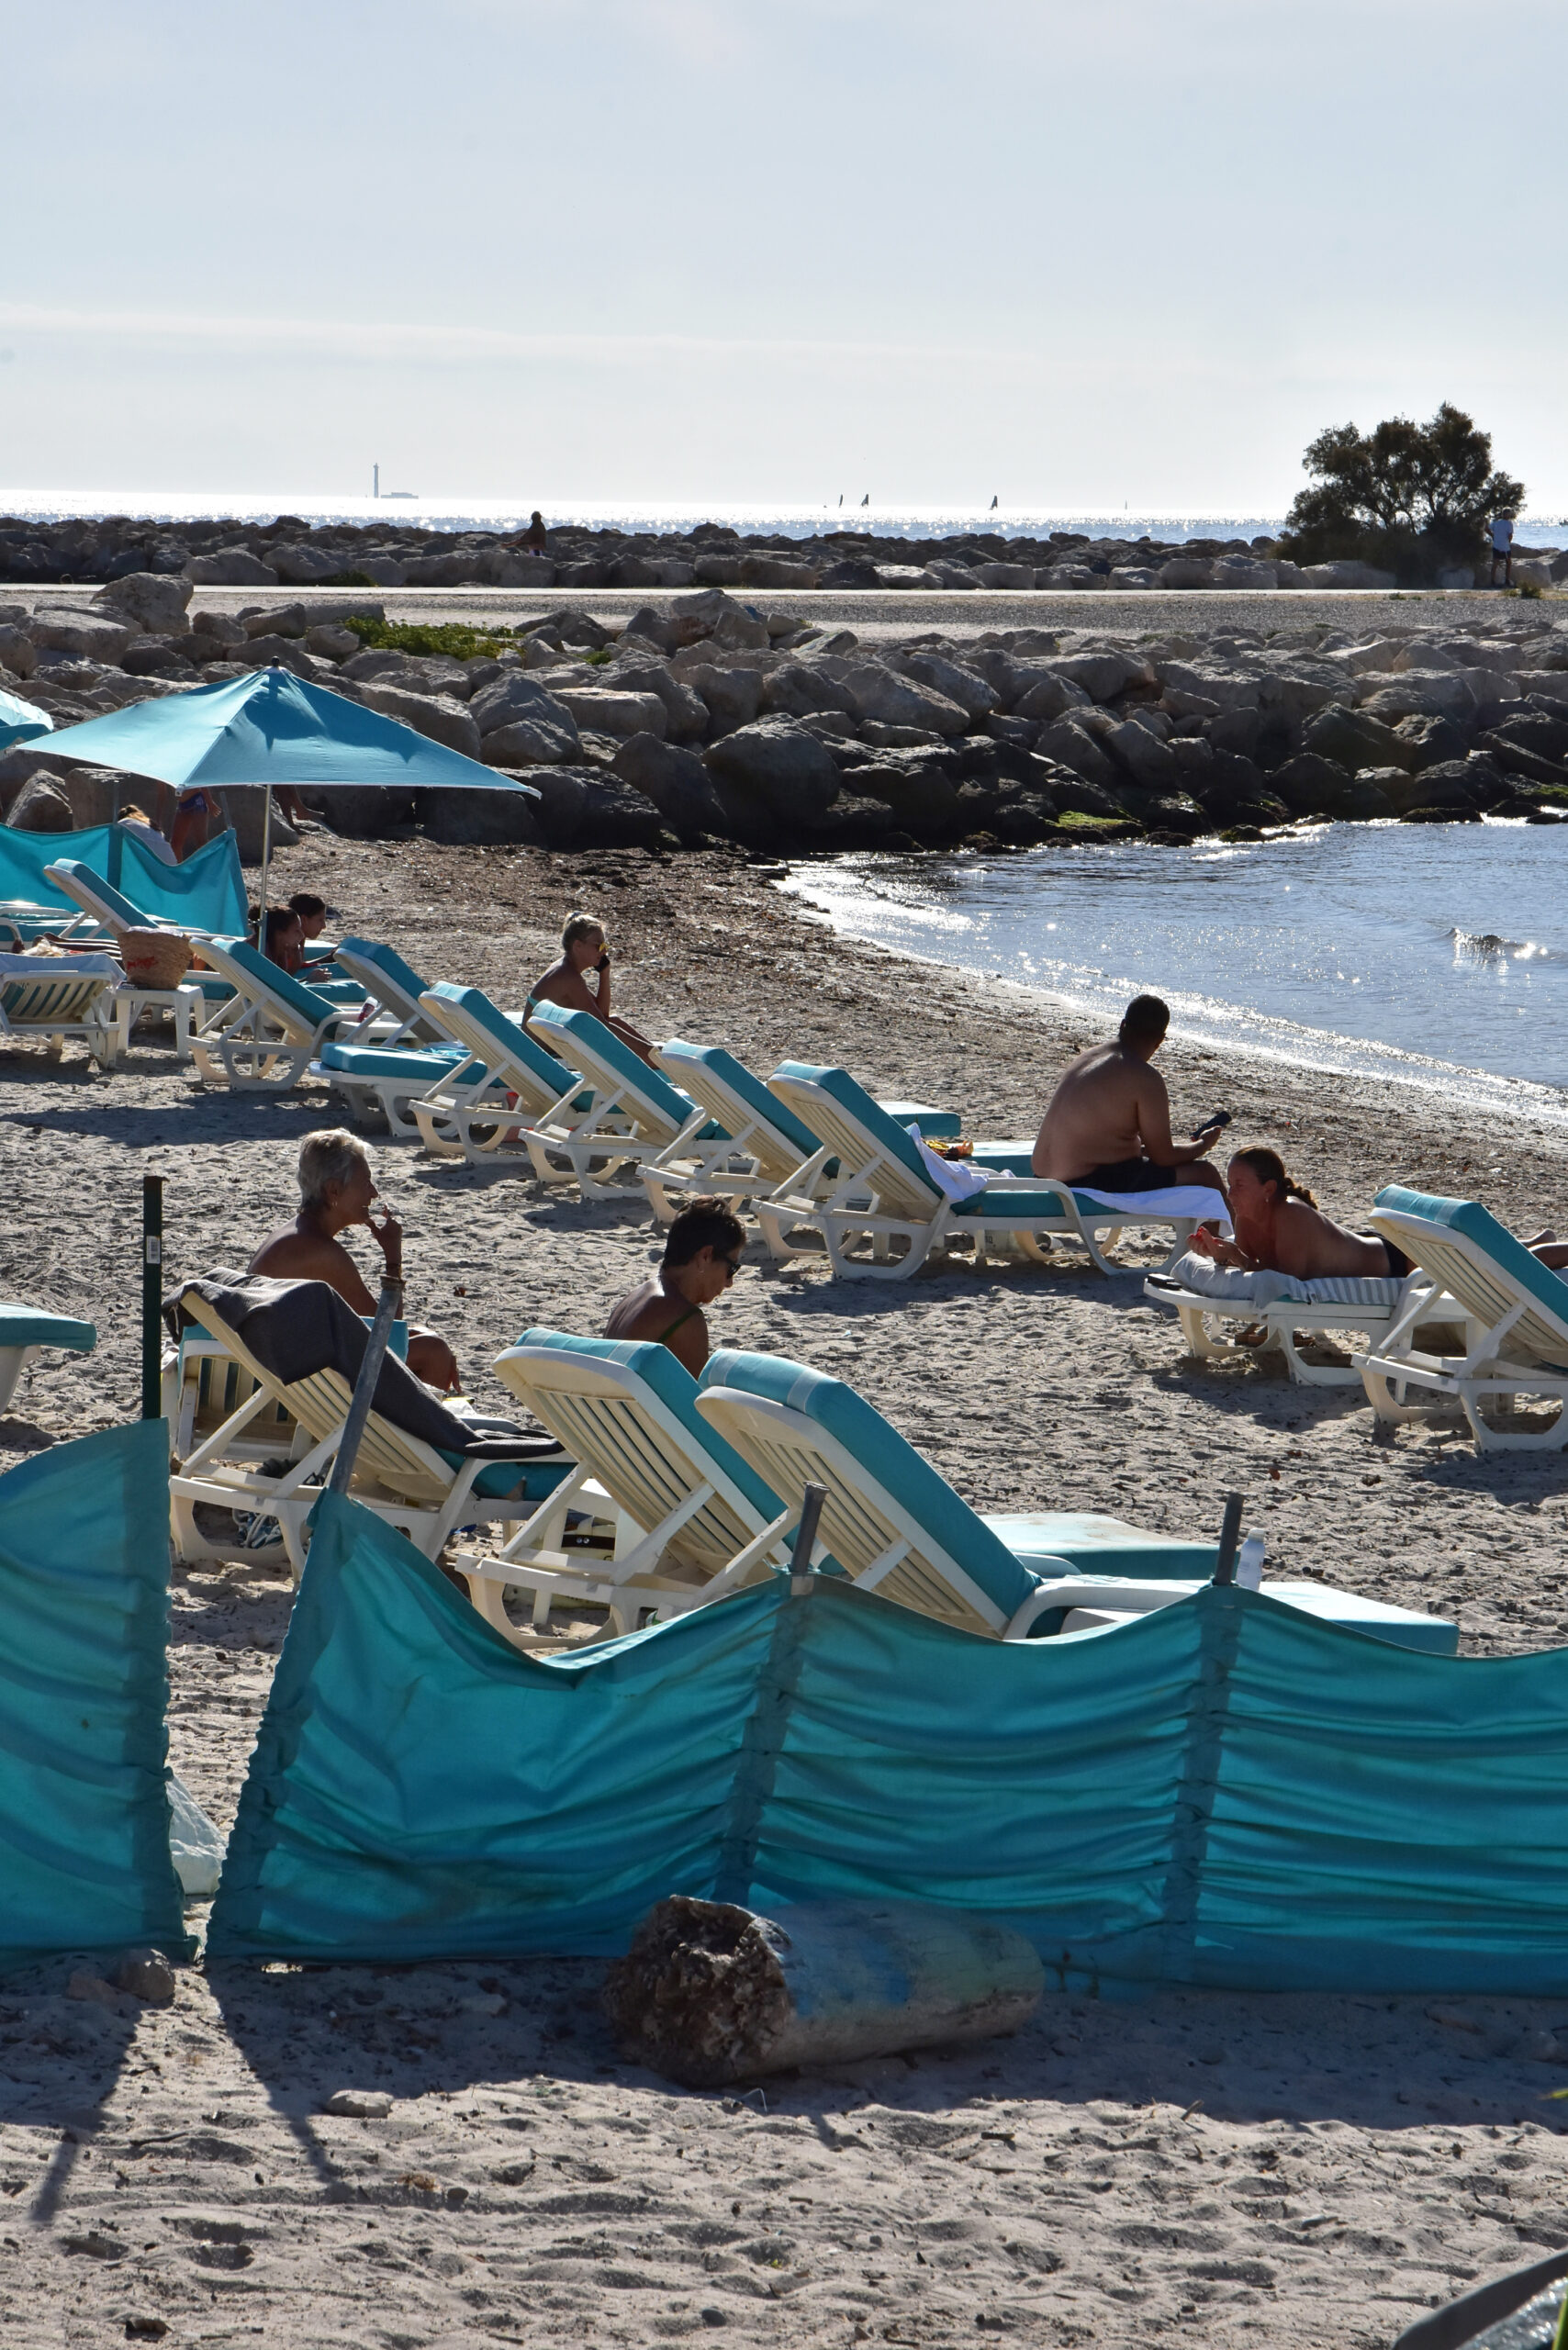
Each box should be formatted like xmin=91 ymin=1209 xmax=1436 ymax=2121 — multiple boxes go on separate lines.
xmin=603 ymin=1198 xmax=746 ymax=1378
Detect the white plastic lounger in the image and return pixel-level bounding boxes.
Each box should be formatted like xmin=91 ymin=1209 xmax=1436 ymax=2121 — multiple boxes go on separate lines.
xmin=328 ymin=937 xmax=450 ymax=1047
xmin=0 ymin=953 xmax=120 ymax=1067
xmin=640 ymin=1038 xmax=961 ymax=1229
xmin=522 ymin=1002 xmax=713 ymax=1200
xmin=754 ymin=1063 xmax=1206 ymax=1281
xmin=1145 ymin=1248 xmax=1448 ymax=1387
xmin=1356 ymin=1186 xmax=1568 ymax=1450
xmin=407 ymin=983 xmax=620 ymax=1170
xmin=0 ymin=1304 xmax=97 ymax=1414
xmin=186 ymin=936 xmax=380 ymax=1091
xmin=45 ymin=857 xmax=192 ymax=943
xmin=464 ymin=1328 xmax=801 ymax=1641
xmin=695 ymin=1348 xmax=1458 ymax=1653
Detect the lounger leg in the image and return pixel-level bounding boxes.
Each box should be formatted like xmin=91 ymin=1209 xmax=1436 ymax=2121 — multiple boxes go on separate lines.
xmin=1276 ymin=1326 xmax=1365 ymax=1389
xmin=1360 ymin=1364 xmax=1444 ymax=1425
xmin=1176 ymin=1304 xmax=1230 ymax=1360
xmin=0 ymin=1347 xmax=28 ymax=1415
xmin=1461 ymin=1389 xmax=1568 ymax=1452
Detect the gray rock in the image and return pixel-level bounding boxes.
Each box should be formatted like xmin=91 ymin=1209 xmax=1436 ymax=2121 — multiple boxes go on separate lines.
xmin=220 ymin=787 xmax=300 ymax=863
xmin=548 ymin=687 xmax=667 ymax=742
xmin=688 ymin=663 xmax=765 ymax=733
xmin=416 ymin=782 xmax=544 ymax=845
xmin=692 ymin=552 xmax=746 ymax=587
xmin=5 ymin=776 xmax=74 ymax=831
xmin=351 ymin=555 xmax=409 ymax=586
xmin=469 ymin=672 xmax=579 ymax=742
xmin=187 ymin=610 xmax=246 ymax=650
xmin=93 ymin=571 xmax=192 ymax=637
xmin=710 ymin=603 xmax=772 ymax=653
xmin=1269 ymin=753 xmax=1354 ymax=817
xmin=305 ymin=622 xmax=363 ymax=663
xmin=1032 ymin=717 xmax=1122 ymax=794
xmin=245 ymin=602 xmax=309 ymax=639
xmin=861 ymin=721 xmax=945 ymax=750
xmin=1394 ymin=712 xmax=1473 ymax=772
xmin=486 ymin=553 xmax=556 ymax=588
xmin=1103 ymin=719 xmax=1182 ymax=793
xmin=606 ymin=652 xmax=708 ymax=742
xmin=1349 ymin=767 xmax=1406 ymax=817
xmin=1303 ymin=702 xmax=1411 ymax=774
xmin=120 ymin=636 xmax=197 ymax=678
xmin=704 ymin=720 xmax=841 ymax=822
xmin=1360 ymin=672 xmax=1478 ymax=724
xmin=760 ymin=662 xmax=856 ymax=722
xmin=836 ymin=760 xmax=959 ymax=843
xmin=308 ymin=787 xmax=415 ymax=839
xmin=354 ymin=683 xmax=483 ymax=760
xmin=1047 ymin=650 xmax=1157 ymax=701
xmin=230 ymin=637 xmax=319 ymax=678
xmin=185 ymin=547 xmax=279 ymax=588
xmin=891 ymin=651 xmax=999 ymax=719
xmin=114 ymin=1950 xmax=176 ymax=2007
xmin=29 ymin=609 xmax=136 ymax=663
xmin=1158 ymin=557 xmax=1215 ymax=588
xmin=839 ymin=664 xmax=969 ymax=737
xmin=1011 ymin=671 xmax=1087 ymax=722
xmin=526 ymin=766 xmax=665 ymax=851
xmin=610 ymin=733 xmax=731 ymax=841
xmin=1157 ymin=660 xmax=1263 ymax=714
xmin=0 ymin=623 xmax=38 ymax=677
xmin=320 ymin=2090 xmax=393 ymax=2120
xmin=738 ymin=554 xmax=819 ymax=590
xmin=268 ymin=542 xmax=353 ymax=585
xmin=1300 ymin=560 xmax=1399 ymax=590
xmin=969 ymin=561 xmax=1036 ymax=589
xmin=480 ymin=715 xmax=579 ymax=767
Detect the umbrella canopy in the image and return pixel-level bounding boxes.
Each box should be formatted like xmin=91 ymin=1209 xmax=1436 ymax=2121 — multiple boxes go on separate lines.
xmin=0 ymin=685 xmax=52 ymax=751
xmin=40 ymin=666 xmax=537 ymax=797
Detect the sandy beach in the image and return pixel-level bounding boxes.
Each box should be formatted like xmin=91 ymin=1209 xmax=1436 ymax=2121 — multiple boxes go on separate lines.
xmin=4 ymin=835 xmax=1568 ymax=2348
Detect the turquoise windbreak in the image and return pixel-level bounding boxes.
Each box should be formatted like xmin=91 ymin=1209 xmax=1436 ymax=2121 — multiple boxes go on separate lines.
xmin=0 ymin=1423 xmax=191 ymax=1973
xmin=208 ymin=1493 xmax=1568 ymax=1993
xmin=0 ymin=822 xmax=246 ymax=933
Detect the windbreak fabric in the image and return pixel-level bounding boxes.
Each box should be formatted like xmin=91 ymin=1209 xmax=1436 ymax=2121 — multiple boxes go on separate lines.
xmin=0 ymin=822 xmax=245 ymax=933
xmin=0 ymin=1423 xmax=191 ymax=1973
xmin=207 ymin=1495 xmax=1568 ymax=1991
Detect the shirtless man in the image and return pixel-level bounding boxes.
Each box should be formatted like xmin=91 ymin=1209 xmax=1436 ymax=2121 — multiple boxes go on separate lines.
xmin=602 ymin=1199 xmax=746 ymax=1379
xmin=247 ymin=1128 xmax=460 ymax=1392
xmin=1032 ymin=994 xmax=1227 ymax=1200
xmin=1191 ymin=1147 xmax=1410 ymax=1279
xmin=530 ymin=912 xmax=655 ymax=1064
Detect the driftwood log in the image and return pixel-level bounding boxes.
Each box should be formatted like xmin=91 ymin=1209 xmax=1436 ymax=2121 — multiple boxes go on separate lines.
xmin=603 ymin=1895 xmax=1044 ymax=2087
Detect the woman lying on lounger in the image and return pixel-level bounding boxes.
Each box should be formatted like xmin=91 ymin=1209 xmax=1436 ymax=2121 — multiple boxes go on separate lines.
xmin=248 ymin=1128 xmax=461 ymax=1392
xmin=1189 ymin=1147 xmax=1414 ymax=1281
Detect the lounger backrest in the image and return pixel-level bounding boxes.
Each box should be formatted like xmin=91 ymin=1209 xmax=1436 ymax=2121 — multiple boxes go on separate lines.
xmin=655 ymin=1040 xmax=820 ymax=1181
xmin=200 ymin=936 xmax=343 ymax=1041
xmin=766 ymin=1062 xmax=940 ymax=1218
xmin=43 ymin=858 xmax=152 ymax=936
xmin=526 ymin=1002 xmax=697 ymax=1144
xmin=179 ymin=1290 xmax=454 ymax=1503
xmin=695 ymin=1348 xmax=1039 ymax=1639
xmin=495 ymin=1328 xmax=786 ymax=1583
xmin=419 ymin=983 xmax=578 ymax=1118
xmin=335 ymin=937 xmax=433 ymax=1032
xmin=0 ymin=954 xmax=116 ymax=1026
xmin=1371 ymin=1186 xmax=1568 ymax=1368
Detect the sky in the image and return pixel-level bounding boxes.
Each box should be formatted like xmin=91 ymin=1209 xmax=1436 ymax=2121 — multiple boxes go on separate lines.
xmin=3 ymin=0 xmax=1564 ymax=515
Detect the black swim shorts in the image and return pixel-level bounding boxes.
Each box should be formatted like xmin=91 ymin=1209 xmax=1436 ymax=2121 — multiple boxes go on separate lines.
xmin=1075 ymin=1158 xmax=1179 ymax=1193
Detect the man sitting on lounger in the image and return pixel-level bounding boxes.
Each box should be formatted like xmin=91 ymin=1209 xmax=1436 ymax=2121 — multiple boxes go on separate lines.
xmin=1189 ymin=1147 xmax=1414 ymax=1279
xmin=603 ymin=1198 xmax=746 ymax=1377
xmin=248 ymin=1128 xmax=461 ymax=1392
xmin=1032 ymin=994 xmax=1227 ymax=1202
xmin=530 ymin=912 xmax=655 ymax=1065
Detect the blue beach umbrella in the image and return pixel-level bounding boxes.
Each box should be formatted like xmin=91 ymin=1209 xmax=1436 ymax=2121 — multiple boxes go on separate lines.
xmin=43 ymin=666 xmax=538 ymax=921
xmin=0 ymin=684 xmax=53 ymax=751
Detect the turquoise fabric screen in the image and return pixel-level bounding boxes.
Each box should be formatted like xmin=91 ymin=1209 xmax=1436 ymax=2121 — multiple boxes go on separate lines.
xmin=0 ymin=1424 xmax=191 ymax=1973
xmin=207 ymin=1494 xmax=1568 ymax=1992
xmin=0 ymin=822 xmax=245 ymax=934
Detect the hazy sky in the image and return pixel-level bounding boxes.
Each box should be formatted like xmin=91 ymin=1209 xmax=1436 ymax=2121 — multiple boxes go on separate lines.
xmin=3 ymin=0 xmax=1563 ymax=513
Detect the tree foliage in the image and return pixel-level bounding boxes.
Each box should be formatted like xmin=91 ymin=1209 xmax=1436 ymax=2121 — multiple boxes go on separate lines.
xmin=1279 ymin=402 xmax=1524 ymax=583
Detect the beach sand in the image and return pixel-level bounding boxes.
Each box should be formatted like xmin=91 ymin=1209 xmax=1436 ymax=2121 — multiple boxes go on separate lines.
xmin=3 ymin=834 xmax=1567 ymax=2346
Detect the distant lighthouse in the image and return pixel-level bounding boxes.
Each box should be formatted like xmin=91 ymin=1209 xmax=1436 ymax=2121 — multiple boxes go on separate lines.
xmin=373 ymin=463 xmax=380 ymax=499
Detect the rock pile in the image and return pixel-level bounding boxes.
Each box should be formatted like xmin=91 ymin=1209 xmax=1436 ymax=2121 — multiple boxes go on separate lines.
xmin=6 ymin=510 xmax=1566 ymax=594
xmin=4 ymin=581 xmax=1568 ymax=854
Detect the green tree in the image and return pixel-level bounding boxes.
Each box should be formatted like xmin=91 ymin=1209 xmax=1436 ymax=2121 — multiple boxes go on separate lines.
xmin=1279 ymin=402 xmax=1524 ymax=584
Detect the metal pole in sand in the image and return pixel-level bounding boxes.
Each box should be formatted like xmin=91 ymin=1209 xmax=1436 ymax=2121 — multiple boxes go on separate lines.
xmin=326 ymin=1277 xmax=403 ymax=1497
xmin=140 ymin=1174 xmax=163 ymax=1420
xmin=253 ymin=783 xmax=274 ymax=937
xmin=790 ymin=1483 xmax=827 ymax=1595
xmin=1213 ymin=1492 xmax=1243 ymax=1584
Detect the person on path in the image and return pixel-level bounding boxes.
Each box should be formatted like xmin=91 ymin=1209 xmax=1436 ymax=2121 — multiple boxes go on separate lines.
xmin=1031 ymin=993 xmax=1228 ymax=1201
xmin=1491 ymin=512 xmax=1516 ymax=587
xmin=603 ymin=1199 xmax=746 ymax=1378
xmin=529 ymin=912 xmax=655 ymax=1063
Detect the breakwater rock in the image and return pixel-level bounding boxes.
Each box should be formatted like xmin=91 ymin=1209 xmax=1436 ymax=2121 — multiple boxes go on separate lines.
xmin=4 ymin=587 xmax=1568 ymax=855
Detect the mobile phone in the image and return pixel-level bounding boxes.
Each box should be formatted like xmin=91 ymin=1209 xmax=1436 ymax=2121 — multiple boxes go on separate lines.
xmin=1202 ymin=1109 xmax=1233 ymax=1132
xmin=597 ymin=950 xmax=611 ymax=971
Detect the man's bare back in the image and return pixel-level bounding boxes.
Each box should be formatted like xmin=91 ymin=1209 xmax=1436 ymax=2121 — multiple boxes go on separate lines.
xmin=1033 ymin=1029 xmax=1225 ymax=1194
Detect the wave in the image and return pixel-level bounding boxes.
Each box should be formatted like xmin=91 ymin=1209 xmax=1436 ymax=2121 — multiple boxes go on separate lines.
xmin=1450 ymin=928 xmax=1556 ymax=962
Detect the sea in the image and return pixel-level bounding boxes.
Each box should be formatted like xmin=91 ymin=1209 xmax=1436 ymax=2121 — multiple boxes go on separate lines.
xmin=780 ymin=822 xmax=1568 ymax=1127
xmin=0 ymin=493 xmax=1564 ymax=546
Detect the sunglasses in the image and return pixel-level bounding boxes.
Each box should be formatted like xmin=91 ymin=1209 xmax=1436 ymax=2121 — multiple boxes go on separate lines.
xmin=720 ymin=1254 xmax=743 ymax=1283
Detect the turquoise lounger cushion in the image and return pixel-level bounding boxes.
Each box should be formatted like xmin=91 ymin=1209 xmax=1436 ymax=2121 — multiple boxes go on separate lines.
xmin=530 ymin=1002 xmax=707 ymax=1132
xmin=658 ymin=1040 xmax=822 ymax=1158
xmin=1374 ymin=1186 xmax=1568 ymax=1363
xmin=44 ymin=859 xmax=150 ymax=933
xmin=952 ymin=1189 xmax=1071 ymax=1220
xmin=771 ymin=1063 xmax=938 ymax=1192
xmin=318 ymin=1041 xmax=469 ymax=1082
xmin=211 ymin=937 xmax=359 ymax=1028
xmin=880 ymin=1102 xmax=962 ymax=1139
xmin=983 ymin=1511 xmax=1219 ymax=1581
xmin=0 ymin=1304 xmax=96 ymax=1355
xmin=424 ymin=983 xmax=580 ymax=1098
xmin=337 ymin=936 xmax=431 ymax=1012
xmin=700 ymin=1348 xmax=1041 ymax=1624
xmin=514 ymin=1326 xmax=786 ymax=1527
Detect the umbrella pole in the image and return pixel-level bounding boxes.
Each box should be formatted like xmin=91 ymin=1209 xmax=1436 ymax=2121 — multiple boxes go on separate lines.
xmin=255 ymin=785 xmax=274 ymax=940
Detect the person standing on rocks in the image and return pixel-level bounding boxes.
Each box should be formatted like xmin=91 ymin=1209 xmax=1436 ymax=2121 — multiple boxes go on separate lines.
xmin=523 ymin=509 xmax=548 ymax=554
xmin=1490 ymin=511 xmax=1516 ymax=587
xmin=1031 ymin=993 xmax=1228 ymax=1202
xmin=530 ymin=912 xmax=655 ymax=1063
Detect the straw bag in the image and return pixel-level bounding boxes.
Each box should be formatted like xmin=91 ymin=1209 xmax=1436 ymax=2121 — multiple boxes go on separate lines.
xmin=119 ymin=928 xmax=194 ymax=988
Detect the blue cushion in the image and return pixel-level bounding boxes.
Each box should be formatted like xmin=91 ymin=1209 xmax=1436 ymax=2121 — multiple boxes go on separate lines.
xmin=981 ymin=1511 xmax=1219 ymax=1581
xmin=699 ymin=1348 xmax=1040 ymax=1623
xmin=44 ymin=858 xmax=148 ymax=931
xmin=318 ymin=1041 xmax=470 ymax=1082
xmin=881 ymin=1102 xmax=961 ymax=1139
xmin=424 ymin=983 xmax=578 ymax=1099
xmin=659 ymin=1040 xmax=821 ymax=1158
xmin=0 ymin=1304 xmax=96 ymax=1355
xmin=513 ymin=1326 xmax=785 ymax=1527
xmin=530 ymin=1002 xmax=700 ymax=1130
xmin=952 ymin=1188 xmax=1071 ymax=1220
xmin=1375 ymin=1186 xmax=1568 ymax=1340
xmin=211 ymin=936 xmax=350 ymax=1027
xmin=770 ymin=1063 xmax=938 ymax=1194
xmin=337 ymin=936 xmax=431 ymax=1013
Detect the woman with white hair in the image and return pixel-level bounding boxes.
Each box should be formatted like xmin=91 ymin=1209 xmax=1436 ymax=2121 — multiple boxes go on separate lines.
xmin=247 ymin=1128 xmax=460 ymax=1393
xmin=529 ymin=911 xmax=655 ymax=1063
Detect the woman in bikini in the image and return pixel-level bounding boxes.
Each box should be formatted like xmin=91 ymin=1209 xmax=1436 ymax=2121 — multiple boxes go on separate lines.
xmin=530 ymin=912 xmax=655 ymax=1064
xmin=1189 ymin=1147 xmax=1413 ymax=1281
xmin=602 ymin=1199 xmax=746 ymax=1379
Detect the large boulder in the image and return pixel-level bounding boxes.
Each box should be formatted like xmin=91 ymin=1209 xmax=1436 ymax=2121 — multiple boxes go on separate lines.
xmin=969 ymin=560 xmax=1036 ymax=589
xmin=0 ymin=623 xmax=37 ymax=678
xmin=307 ymin=786 xmax=415 ymax=839
xmin=610 ymin=733 xmax=731 ymax=841
xmin=525 ymin=767 xmax=666 ymax=852
xmin=836 ymin=759 xmax=960 ymax=843
xmin=93 ymin=571 xmax=192 ymax=636
xmin=759 ymin=662 xmax=855 ymax=722
xmin=1488 ymin=710 xmax=1568 ymax=767
xmin=839 ymin=664 xmax=969 ymax=737
xmin=219 ymin=786 xmax=300 ymax=863
xmin=415 ymin=783 xmax=544 ymax=845
xmin=1303 ymin=701 xmax=1411 ymax=774
xmin=469 ymin=673 xmax=579 ymax=744
xmin=120 ymin=635 xmax=199 ymax=678
xmin=1360 ymin=672 xmax=1479 ymax=725
xmin=1299 ymin=560 xmax=1398 ymax=589
xmin=1394 ymin=712 xmax=1473 ymax=773
xmin=185 ymin=547 xmax=279 ymax=587
xmin=738 ymin=554 xmax=819 ymax=590
xmin=28 ymin=609 xmax=135 ymax=663
xmin=547 ymin=687 xmax=667 ymax=742
xmin=1158 ymin=556 xmax=1215 ymax=588
xmin=1103 ymin=718 xmax=1182 ymax=794
xmin=605 ymin=653 xmax=708 ymax=742
xmin=5 ymin=776 xmax=74 ymax=831
xmin=1011 ymin=670 xmax=1087 ymax=723
xmin=480 ymin=715 xmax=579 ymax=767
xmin=1031 ymin=717 xmax=1121 ymax=794
xmin=703 ymin=720 xmax=841 ymax=825
xmin=486 ymin=552 xmax=556 ymax=588
xmin=1046 ymin=650 xmax=1157 ymax=701
xmin=1269 ymin=752 xmax=1354 ymax=817
xmin=890 ymin=651 xmax=999 ymax=719
xmin=268 ymin=542 xmax=353 ymax=586
xmin=244 ymin=601 xmax=309 ymax=638
xmin=354 ymin=683 xmax=483 ymax=759
xmin=1156 ymin=661 xmax=1263 ymax=714
xmin=687 ymin=662 xmax=765 ymax=733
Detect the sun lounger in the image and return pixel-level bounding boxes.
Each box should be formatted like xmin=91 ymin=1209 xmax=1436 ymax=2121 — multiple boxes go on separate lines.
xmin=752 ymin=1064 xmax=1205 ymax=1280
xmin=405 ymin=983 xmax=618 ymax=1169
xmin=1355 ymin=1187 xmax=1568 ymax=1450
xmin=462 ymin=1327 xmax=801 ymax=1640
xmin=0 ymin=1304 xmax=97 ymax=1415
xmin=169 ymin=1277 xmax=572 ymax=1579
xmin=0 ymin=952 xmax=120 ymax=1068
xmin=185 ymin=936 xmax=382 ymax=1091
xmin=695 ymin=1348 xmax=1457 ymax=1651
xmin=329 ymin=938 xmax=451 ymax=1046
xmin=45 ymin=857 xmax=190 ymax=943
xmin=1144 ymin=1248 xmax=1450 ymax=1387
xmin=640 ymin=1038 xmax=961 ymax=1228
xmin=522 ymin=1002 xmax=718 ymax=1200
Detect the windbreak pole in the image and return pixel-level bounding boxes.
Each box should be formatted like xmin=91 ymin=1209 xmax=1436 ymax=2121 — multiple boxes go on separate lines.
xmin=141 ymin=1175 xmax=163 ymax=1420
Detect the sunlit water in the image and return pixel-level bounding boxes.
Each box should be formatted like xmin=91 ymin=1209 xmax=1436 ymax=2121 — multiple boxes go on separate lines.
xmin=781 ymin=822 xmax=1568 ymax=1125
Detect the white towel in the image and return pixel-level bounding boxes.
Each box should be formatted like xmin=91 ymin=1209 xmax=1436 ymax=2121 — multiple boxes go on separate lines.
xmin=906 ymin=1125 xmax=991 ymax=1203
xmin=1077 ymin=1185 xmax=1233 ymax=1233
